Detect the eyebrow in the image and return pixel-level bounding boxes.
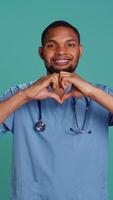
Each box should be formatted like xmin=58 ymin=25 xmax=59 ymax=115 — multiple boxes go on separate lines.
xmin=45 ymin=39 xmax=57 ymax=43
xmin=45 ymin=39 xmax=79 ymax=44
xmin=66 ymin=39 xmax=79 ymax=43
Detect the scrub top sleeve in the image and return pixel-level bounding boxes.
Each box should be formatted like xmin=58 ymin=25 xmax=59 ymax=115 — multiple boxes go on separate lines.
xmin=95 ymin=84 xmax=113 ymax=126
xmin=0 ymin=81 xmax=34 ymax=135
xmin=0 ymin=87 xmax=19 ymax=135
xmin=107 ymin=86 xmax=113 ymax=126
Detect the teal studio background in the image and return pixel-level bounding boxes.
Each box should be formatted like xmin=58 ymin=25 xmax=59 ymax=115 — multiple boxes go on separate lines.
xmin=0 ymin=0 xmax=113 ymax=199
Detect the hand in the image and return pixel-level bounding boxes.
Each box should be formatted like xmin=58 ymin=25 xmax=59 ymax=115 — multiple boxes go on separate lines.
xmin=59 ymin=71 xmax=93 ymax=103
xmin=23 ymin=72 xmax=92 ymax=104
xmin=24 ymin=73 xmax=62 ymax=103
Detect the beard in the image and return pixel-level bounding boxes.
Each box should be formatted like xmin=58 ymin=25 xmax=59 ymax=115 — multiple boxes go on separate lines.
xmin=45 ymin=58 xmax=80 ymax=74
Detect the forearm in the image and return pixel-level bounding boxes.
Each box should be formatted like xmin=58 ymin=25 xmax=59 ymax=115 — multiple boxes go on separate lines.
xmin=0 ymin=90 xmax=29 ymax=124
xmin=71 ymin=73 xmax=113 ymax=113
xmin=89 ymin=86 xmax=113 ymax=113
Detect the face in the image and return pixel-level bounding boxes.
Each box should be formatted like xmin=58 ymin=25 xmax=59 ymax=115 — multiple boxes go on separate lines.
xmin=39 ymin=26 xmax=82 ymax=73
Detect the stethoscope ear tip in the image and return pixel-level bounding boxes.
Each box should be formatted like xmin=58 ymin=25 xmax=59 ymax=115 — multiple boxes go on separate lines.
xmin=70 ymin=128 xmax=92 ymax=135
xmin=88 ymin=130 xmax=92 ymax=134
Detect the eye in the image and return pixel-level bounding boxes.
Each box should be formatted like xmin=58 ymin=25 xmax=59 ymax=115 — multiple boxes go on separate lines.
xmin=46 ymin=43 xmax=55 ymax=49
xmin=67 ymin=42 xmax=77 ymax=48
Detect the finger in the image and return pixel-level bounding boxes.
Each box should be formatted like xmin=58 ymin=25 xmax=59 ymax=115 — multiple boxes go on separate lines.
xmin=60 ymin=71 xmax=72 ymax=76
xmin=59 ymin=73 xmax=71 ymax=82
xmin=47 ymin=91 xmax=61 ymax=103
xmin=60 ymin=76 xmax=75 ymax=87
xmin=58 ymin=73 xmax=62 ymax=88
xmin=61 ymin=92 xmax=73 ymax=103
xmin=35 ymin=74 xmax=55 ymax=90
xmin=50 ymin=74 xmax=59 ymax=89
xmin=59 ymin=74 xmax=72 ymax=89
xmin=61 ymin=80 xmax=71 ymax=90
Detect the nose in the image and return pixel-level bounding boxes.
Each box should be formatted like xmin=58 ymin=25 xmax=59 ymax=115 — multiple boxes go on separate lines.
xmin=56 ymin=45 xmax=67 ymax=55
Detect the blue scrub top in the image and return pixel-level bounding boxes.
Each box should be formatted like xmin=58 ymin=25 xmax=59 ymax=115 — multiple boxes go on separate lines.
xmin=0 ymin=82 xmax=113 ymax=200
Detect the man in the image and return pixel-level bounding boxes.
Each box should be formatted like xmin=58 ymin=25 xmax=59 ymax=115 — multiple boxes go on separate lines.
xmin=0 ymin=20 xmax=113 ymax=200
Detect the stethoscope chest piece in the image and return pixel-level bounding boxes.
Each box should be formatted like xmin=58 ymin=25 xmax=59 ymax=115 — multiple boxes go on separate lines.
xmin=34 ymin=121 xmax=46 ymax=132
xmin=34 ymin=100 xmax=46 ymax=132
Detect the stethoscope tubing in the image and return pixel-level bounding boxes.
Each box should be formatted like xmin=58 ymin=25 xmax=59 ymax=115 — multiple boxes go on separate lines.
xmin=34 ymin=97 xmax=91 ymax=134
xmin=71 ymin=97 xmax=91 ymax=134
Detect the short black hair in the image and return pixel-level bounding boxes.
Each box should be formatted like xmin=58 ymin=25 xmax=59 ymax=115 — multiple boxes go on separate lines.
xmin=41 ymin=20 xmax=80 ymax=46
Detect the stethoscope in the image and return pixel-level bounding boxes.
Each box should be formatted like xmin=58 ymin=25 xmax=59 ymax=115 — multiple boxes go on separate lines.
xmin=70 ymin=97 xmax=92 ymax=134
xmin=34 ymin=97 xmax=92 ymax=135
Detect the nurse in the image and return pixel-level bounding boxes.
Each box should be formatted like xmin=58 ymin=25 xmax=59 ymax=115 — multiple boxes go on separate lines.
xmin=0 ymin=20 xmax=113 ymax=200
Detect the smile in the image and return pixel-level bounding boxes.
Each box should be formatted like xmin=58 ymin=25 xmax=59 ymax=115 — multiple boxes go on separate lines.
xmin=53 ymin=59 xmax=70 ymax=65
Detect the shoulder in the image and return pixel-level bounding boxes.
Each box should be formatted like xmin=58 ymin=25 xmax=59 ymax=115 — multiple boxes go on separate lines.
xmin=0 ymin=80 xmax=35 ymax=101
xmin=10 ymin=81 xmax=34 ymax=95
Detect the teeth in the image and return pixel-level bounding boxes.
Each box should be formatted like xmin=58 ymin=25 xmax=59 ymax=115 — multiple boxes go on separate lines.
xmin=54 ymin=60 xmax=69 ymax=63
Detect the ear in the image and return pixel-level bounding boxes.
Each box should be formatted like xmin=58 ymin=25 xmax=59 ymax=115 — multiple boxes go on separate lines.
xmin=39 ymin=47 xmax=44 ymax=60
xmin=79 ymin=44 xmax=83 ymax=57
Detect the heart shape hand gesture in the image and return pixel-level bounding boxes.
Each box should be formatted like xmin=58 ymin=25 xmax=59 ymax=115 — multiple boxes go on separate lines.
xmin=24 ymin=72 xmax=92 ymax=103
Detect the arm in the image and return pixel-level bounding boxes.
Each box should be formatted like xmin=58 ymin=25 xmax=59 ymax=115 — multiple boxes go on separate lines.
xmin=0 ymin=90 xmax=28 ymax=124
xmin=89 ymin=86 xmax=113 ymax=113
xmin=60 ymin=71 xmax=113 ymax=113
xmin=0 ymin=73 xmax=60 ymax=124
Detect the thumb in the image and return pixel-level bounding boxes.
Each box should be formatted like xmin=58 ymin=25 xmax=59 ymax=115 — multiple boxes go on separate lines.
xmin=47 ymin=91 xmax=61 ymax=103
xmin=61 ymin=92 xmax=72 ymax=103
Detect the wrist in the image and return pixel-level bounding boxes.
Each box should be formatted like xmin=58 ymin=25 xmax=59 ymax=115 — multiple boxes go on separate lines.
xmin=21 ymin=88 xmax=32 ymax=102
xmin=87 ymin=85 xmax=98 ymax=98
